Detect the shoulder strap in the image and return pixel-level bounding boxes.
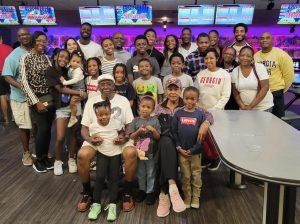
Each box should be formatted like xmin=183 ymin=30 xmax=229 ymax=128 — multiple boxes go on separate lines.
xmin=251 ymin=63 xmax=261 ymax=91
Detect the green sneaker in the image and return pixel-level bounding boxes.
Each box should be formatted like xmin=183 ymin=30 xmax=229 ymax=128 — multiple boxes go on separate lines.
xmin=88 ymin=203 xmax=101 ymax=220
xmin=105 ymin=203 xmax=117 ymax=221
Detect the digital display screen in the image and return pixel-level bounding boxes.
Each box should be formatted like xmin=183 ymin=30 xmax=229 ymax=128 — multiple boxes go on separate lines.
xmin=215 ymin=4 xmax=255 ymax=25
xmin=278 ymin=4 xmax=300 ymax=25
xmin=79 ymin=6 xmax=116 ymax=25
xmin=293 ymin=73 xmax=300 ymax=84
xmin=178 ymin=5 xmax=215 ymax=25
xmin=116 ymin=5 xmax=152 ymax=25
xmin=0 ymin=6 xmax=19 ymax=25
xmin=19 ymin=6 xmax=57 ymax=25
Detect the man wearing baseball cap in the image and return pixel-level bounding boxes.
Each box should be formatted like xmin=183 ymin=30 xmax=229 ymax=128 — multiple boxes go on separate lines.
xmin=77 ymin=73 xmax=137 ymax=212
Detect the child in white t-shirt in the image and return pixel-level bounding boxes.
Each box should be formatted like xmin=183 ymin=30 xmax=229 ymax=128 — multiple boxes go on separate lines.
xmin=85 ymin=57 xmax=101 ymax=99
xmin=88 ymin=99 xmax=122 ymax=222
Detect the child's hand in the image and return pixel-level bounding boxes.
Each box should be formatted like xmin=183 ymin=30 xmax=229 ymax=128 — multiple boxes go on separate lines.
xmin=60 ymin=76 xmax=65 ymax=83
xmin=178 ymin=148 xmax=191 ymax=158
xmin=145 ymin=125 xmax=155 ymax=132
xmin=138 ymin=126 xmax=147 ymax=134
xmin=89 ymin=134 xmax=103 ymax=146
xmin=113 ymin=134 xmax=127 ymax=145
xmin=80 ymin=91 xmax=87 ymax=100
xmin=186 ymin=150 xmax=193 ymax=156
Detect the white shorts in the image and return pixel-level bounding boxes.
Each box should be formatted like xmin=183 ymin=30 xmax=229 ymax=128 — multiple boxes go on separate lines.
xmin=10 ymin=100 xmax=32 ymax=129
xmin=81 ymin=139 xmax=135 ymax=153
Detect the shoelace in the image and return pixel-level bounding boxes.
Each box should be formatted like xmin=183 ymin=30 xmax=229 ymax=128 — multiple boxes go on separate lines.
xmin=159 ymin=195 xmax=169 ymax=206
xmin=170 ymin=191 xmax=181 ymax=203
xmin=104 ymin=204 xmax=116 ymax=214
xmin=81 ymin=195 xmax=90 ymax=203
xmin=123 ymin=195 xmax=131 ymax=203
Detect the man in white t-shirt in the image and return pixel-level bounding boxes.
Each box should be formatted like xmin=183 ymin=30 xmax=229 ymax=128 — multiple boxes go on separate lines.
xmin=178 ymin=27 xmax=198 ymax=59
xmin=77 ymin=74 xmax=136 ymax=213
xmin=77 ymin=23 xmax=103 ymax=60
xmin=229 ymin=23 xmax=256 ymax=61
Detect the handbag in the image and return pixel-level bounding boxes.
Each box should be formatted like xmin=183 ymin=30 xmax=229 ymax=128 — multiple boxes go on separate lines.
xmin=38 ymin=94 xmax=55 ymax=109
xmin=37 ymin=56 xmax=55 ymax=109
xmin=203 ymin=134 xmax=219 ymax=160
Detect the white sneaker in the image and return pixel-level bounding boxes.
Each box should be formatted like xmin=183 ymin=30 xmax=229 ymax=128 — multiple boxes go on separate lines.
xmin=54 ymin=160 xmax=63 ymax=176
xmin=68 ymin=116 xmax=78 ymax=128
xmin=68 ymin=158 xmax=77 ymax=173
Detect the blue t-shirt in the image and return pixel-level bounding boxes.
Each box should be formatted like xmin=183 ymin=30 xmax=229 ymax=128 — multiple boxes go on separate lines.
xmin=2 ymin=47 xmax=27 ymax=102
xmin=172 ymin=108 xmax=205 ymax=155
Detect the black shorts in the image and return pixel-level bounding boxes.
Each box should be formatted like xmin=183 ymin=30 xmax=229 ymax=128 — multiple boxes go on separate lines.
xmin=0 ymin=75 xmax=10 ymax=96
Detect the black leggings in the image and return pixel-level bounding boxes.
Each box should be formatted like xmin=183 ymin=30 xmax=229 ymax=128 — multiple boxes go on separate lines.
xmin=93 ymin=152 xmax=121 ymax=204
xmin=158 ymin=136 xmax=178 ymax=194
xmin=30 ymin=107 xmax=55 ymax=160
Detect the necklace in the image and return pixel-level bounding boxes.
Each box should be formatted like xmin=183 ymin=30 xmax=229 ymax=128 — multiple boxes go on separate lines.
xmin=148 ymin=48 xmax=153 ymax=57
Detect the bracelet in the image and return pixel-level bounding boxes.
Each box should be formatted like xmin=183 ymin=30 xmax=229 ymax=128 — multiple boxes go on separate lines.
xmin=79 ymin=90 xmax=83 ymax=97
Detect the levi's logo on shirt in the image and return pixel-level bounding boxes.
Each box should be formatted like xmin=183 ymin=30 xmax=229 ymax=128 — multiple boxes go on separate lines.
xmin=180 ymin=117 xmax=196 ymax=126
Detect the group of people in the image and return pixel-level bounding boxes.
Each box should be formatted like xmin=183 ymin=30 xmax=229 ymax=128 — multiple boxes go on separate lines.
xmin=0 ymin=21 xmax=295 ymax=221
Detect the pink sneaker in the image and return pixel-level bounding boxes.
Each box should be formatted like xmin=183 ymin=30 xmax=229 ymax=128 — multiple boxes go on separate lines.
xmin=170 ymin=190 xmax=186 ymax=213
xmin=157 ymin=193 xmax=171 ymax=217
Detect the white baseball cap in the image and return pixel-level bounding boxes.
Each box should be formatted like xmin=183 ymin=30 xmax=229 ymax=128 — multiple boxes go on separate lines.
xmin=97 ymin=74 xmax=115 ymax=83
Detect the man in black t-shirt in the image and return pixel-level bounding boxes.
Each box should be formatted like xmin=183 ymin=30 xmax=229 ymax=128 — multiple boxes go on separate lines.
xmin=144 ymin=28 xmax=165 ymax=69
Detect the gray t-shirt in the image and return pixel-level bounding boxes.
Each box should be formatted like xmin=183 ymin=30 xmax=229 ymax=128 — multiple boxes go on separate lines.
xmin=128 ymin=116 xmax=161 ymax=139
xmin=126 ymin=55 xmax=160 ymax=80
xmin=114 ymin=50 xmax=131 ymax=64
xmin=128 ymin=116 xmax=161 ymax=159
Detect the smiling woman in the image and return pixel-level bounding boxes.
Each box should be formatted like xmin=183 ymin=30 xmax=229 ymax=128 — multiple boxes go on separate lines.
xmin=100 ymin=38 xmax=120 ymax=75
xmin=19 ymin=31 xmax=56 ymax=173
xmin=45 ymin=49 xmax=87 ymax=176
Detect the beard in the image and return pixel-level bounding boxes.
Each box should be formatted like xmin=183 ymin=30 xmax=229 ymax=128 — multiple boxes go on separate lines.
xmin=235 ymin=36 xmax=245 ymax=42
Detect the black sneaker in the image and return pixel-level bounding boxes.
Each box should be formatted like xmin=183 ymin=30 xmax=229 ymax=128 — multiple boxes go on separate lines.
xmin=208 ymin=159 xmax=221 ymax=171
xmin=146 ymin=193 xmax=156 ymax=205
xmin=201 ymin=158 xmax=211 ymax=168
xmin=134 ymin=190 xmax=146 ymax=203
xmin=43 ymin=157 xmax=54 ymax=170
xmin=32 ymin=160 xmax=47 ymax=173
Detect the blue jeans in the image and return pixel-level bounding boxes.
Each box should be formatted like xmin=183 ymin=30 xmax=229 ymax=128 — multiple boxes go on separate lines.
xmin=137 ymin=159 xmax=156 ymax=193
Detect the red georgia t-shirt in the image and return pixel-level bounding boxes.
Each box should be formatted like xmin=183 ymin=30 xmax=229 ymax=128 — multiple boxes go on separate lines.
xmin=0 ymin=44 xmax=13 ymax=74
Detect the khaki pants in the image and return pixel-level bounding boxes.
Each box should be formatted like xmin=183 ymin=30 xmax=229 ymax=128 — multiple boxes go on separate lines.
xmin=178 ymin=153 xmax=202 ymax=202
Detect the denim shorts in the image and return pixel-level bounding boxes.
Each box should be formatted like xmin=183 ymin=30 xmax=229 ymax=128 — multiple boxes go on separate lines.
xmin=56 ymin=103 xmax=82 ymax=119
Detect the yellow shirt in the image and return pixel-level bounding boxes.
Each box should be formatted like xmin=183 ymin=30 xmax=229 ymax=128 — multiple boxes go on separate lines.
xmin=254 ymin=47 xmax=294 ymax=92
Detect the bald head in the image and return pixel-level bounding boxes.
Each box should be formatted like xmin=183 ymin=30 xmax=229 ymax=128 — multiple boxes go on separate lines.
xmin=17 ymin=28 xmax=31 ymax=48
xmin=260 ymin=32 xmax=274 ymax=52
xmin=112 ymin=32 xmax=125 ymax=50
